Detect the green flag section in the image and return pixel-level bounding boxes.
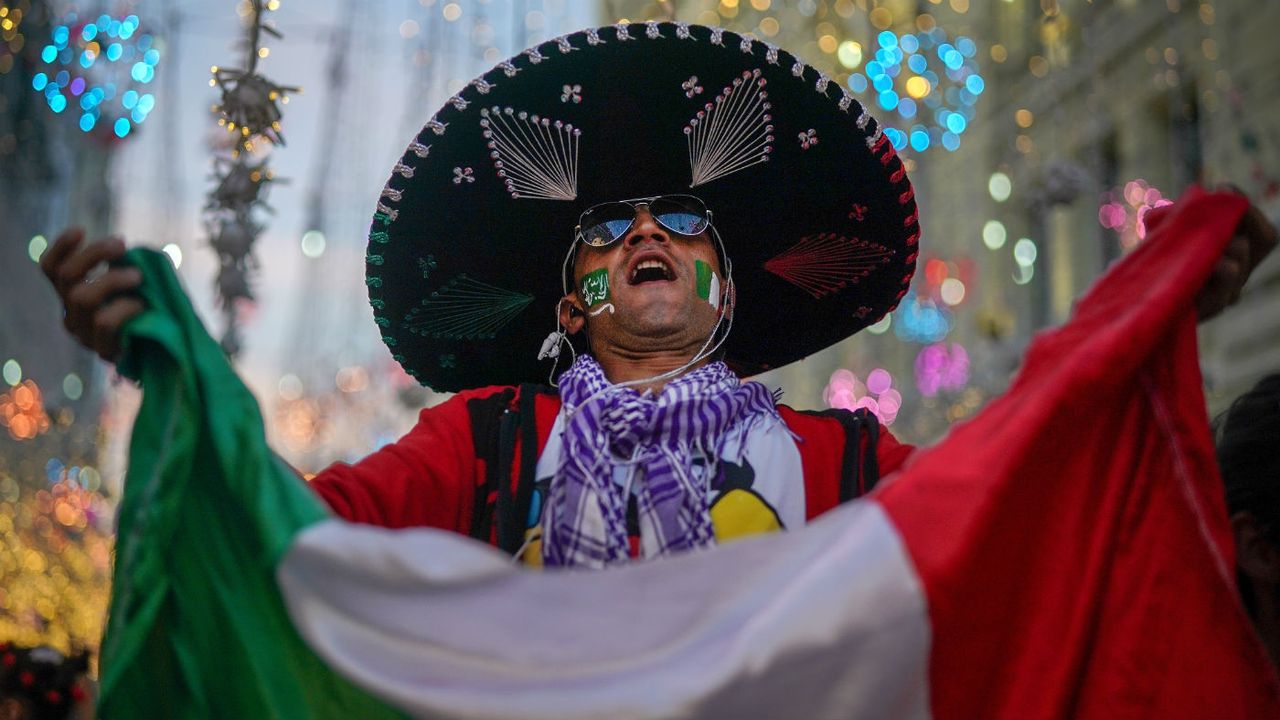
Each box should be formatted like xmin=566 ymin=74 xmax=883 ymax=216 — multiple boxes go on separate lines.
xmin=102 ymin=249 xmax=405 ymax=719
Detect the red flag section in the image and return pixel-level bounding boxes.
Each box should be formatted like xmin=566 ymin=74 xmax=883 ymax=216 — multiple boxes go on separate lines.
xmin=877 ymin=188 xmax=1280 ymax=718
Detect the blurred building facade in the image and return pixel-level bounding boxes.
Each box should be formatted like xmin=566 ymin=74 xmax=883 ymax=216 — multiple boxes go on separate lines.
xmin=605 ymin=0 xmax=1280 ymax=442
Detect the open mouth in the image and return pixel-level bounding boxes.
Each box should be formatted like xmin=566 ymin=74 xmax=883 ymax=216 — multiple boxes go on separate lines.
xmin=629 ymin=258 xmax=676 ymax=285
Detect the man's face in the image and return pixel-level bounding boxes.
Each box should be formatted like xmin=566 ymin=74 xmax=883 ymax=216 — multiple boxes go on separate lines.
xmin=563 ymin=206 xmax=726 ymax=356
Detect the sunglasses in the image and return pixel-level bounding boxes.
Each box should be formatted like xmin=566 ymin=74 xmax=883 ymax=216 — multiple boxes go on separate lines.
xmin=575 ymin=194 xmax=713 ymax=247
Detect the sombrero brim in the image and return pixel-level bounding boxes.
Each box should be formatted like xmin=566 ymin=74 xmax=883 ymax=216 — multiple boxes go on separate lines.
xmin=367 ymin=22 xmax=919 ymax=392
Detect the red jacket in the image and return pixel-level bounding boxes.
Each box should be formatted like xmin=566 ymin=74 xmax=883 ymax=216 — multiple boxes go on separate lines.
xmin=311 ymin=384 xmax=914 ymax=554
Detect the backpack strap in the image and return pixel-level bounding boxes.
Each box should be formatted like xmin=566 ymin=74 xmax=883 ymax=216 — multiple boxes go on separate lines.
xmin=464 ymin=387 xmax=516 ymax=544
xmin=792 ymin=407 xmax=882 ymax=503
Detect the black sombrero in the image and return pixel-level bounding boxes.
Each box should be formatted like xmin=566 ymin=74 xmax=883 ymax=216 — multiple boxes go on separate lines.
xmin=367 ymin=22 xmax=920 ymax=392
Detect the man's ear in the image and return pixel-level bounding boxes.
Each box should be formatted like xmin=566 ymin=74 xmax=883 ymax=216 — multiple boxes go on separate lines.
xmin=559 ymin=294 xmax=586 ymax=335
xmin=1233 ymin=511 xmax=1280 ymax=583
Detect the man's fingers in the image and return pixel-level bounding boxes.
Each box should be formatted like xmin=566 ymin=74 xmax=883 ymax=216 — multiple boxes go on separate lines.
xmin=92 ymin=297 xmax=146 ymax=361
xmin=65 ymin=268 xmax=143 ymax=337
xmin=1237 ymin=205 xmax=1278 ymax=271
xmin=55 ymin=237 xmax=125 ymax=296
xmin=40 ymin=228 xmax=85 ymax=282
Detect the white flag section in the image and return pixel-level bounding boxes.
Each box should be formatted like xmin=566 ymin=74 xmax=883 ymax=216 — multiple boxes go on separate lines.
xmin=278 ymin=500 xmax=931 ymax=720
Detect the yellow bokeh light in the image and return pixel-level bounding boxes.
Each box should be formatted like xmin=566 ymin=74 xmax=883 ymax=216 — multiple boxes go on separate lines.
xmin=1202 ymin=38 xmax=1217 ymax=61
xmin=950 ymin=0 xmax=970 ymax=12
xmin=1028 ymin=55 xmax=1049 ymax=77
xmin=1016 ymin=134 xmax=1033 ymax=154
xmin=990 ymin=44 xmax=1008 ymax=62
xmin=834 ymin=0 xmax=856 ymax=18
xmin=1199 ymin=2 xmax=1215 ymax=25
xmin=442 ymin=2 xmax=461 ymax=21
xmin=905 ymin=75 xmax=931 ymax=99
xmin=750 ymin=0 xmax=770 ymax=10
xmin=257 ymin=46 xmax=269 ymax=58
xmin=759 ymin=17 xmax=779 ymax=36
xmin=1015 ymin=109 xmax=1034 ymax=128
xmin=721 ymin=0 xmax=738 ymax=7
xmin=915 ymin=13 xmax=936 ymax=31
xmin=697 ymin=9 xmax=721 ymax=25
xmin=818 ymin=34 xmax=838 ymax=54
xmin=837 ymin=40 xmax=863 ymax=69
xmin=870 ymin=7 xmax=892 ymax=29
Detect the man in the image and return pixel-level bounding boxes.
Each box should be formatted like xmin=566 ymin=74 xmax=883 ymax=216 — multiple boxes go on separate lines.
xmin=40 ymin=22 xmax=1273 ymax=572
xmin=1216 ymin=373 xmax=1280 ymax=668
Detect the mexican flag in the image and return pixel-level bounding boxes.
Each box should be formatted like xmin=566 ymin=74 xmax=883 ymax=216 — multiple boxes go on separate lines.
xmin=101 ymin=188 xmax=1280 ymax=719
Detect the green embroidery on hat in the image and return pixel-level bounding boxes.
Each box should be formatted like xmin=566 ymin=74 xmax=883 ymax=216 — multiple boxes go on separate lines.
xmin=402 ymin=274 xmax=534 ymax=340
xmin=375 ymin=316 xmax=390 ymax=328
xmin=370 ymin=299 xmax=385 ymax=310
xmin=382 ymin=334 xmax=397 ymax=347
xmin=366 ymin=276 xmax=383 ymax=288
xmin=417 ymin=254 xmax=437 ymax=279
xmin=579 ymin=268 xmax=610 ymax=308
xmin=370 ymin=230 xmax=389 ymax=245
xmin=366 ymin=253 xmax=385 ymax=266
xmin=373 ymin=212 xmax=392 ymax=225
xmin=439 ymin=353 xmax=456 ymax=369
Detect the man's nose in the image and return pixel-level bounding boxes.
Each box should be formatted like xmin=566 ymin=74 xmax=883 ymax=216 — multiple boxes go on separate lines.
xmin=623 ymin=207 xmax=669 ymax=248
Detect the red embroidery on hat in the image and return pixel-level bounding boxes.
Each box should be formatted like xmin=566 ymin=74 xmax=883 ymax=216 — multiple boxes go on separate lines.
xmin=854 ymin=306 xmax=872 ymax=318
xmin=2 ymin=653 xmax=14 ymax=667
xmin=903 ymin=209 xmax=919 ymax=227
xmin=764 ymin=233 xmax=893 ymax=299
xmin=70 ymin=685 xmax=86 ymax=702
xmin=847 ymin=203 xmax=868 ymax=221
xmin=889 ymin=165 xmax=907 ymax=184
xmin=906 ymin=231 xmax=920 ymax=247
xmin=898 ymin=187 xmax=915 ymax=204
xmin=46 ymin=690 xmax=61 ymax=704
xmin=20 ymin=671 xmax=34 ymax=687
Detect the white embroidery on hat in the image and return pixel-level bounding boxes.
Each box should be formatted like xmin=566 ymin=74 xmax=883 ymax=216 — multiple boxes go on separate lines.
xmin=645 ymin=21 xmax=663 ymax=39
xmin=449 ymin=95 xmax=469 ymax=111
xmin=739 ymin=33 xmax=755 ymax=53
xmin=525 ymin=46 xmax=546 ymax=63
xmin=615 ymin=23 xmax=634 ymax=41
xmin=375 ymin=201 xmax=398 ymax=221
xmin=556 ymin=35 xmax=576 ymax=53
xmin=586 ymin=28 xmax=605 ymax=45
xmin=380 ymin=187 xmax=403 ymax=202
xmin=815 ymin=73 xmax=831 ymax=93
xmin=481 ymin=106 xmax=580 ymax=201
xmin=791 ymin=60 xmax=805 ymax=77
xmin=685 ymin=68 xmax=774 ymax=187
xmin=561 ymin=84 xmax=582 ymax=103
xmin=452 ymin=166 xmax=475 ymax=184
xmin=765 ymin=44 xmax=780 ymax=65
xmin=682 ymin=76 xmax=704 ymax=98
xmin=710 ymin=28 xmax=725 ymax=45
xmin=798 ymin=128 xmax=818 ymax=150
xmin=497 ymin=60 xmax=520 ymax=77
xmin=408 ymin=141 xmax=430 ymax=158
xmin=472 ymin=78 xmax=496 ymax=94
xmin=393 ymin=160 xmax=415 ymax=178
xmin=865 ymin=125 xmax=884 ymax=148
xmin=838 ymin=93 xmax=853 ymax=112
xmin=675 ymin=22 xmax=692 ymax=39
xmin=856 ymin=111 xmax=871 ymax=130
xmin=427 ymin=118 xmax=448 ymax=135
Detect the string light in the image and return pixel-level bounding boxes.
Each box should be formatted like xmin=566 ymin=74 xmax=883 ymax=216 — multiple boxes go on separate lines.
xmin=0 ymin=0 xmax=29 ymax=76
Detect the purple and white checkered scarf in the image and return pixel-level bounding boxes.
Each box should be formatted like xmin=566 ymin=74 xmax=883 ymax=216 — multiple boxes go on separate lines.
xmin=542 ymin=355 xmax=781 ymax=568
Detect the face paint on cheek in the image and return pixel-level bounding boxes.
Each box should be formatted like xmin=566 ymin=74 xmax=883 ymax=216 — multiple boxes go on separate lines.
xmin=580 ymin=268 xmax=610 ymax=307
xmin=695 ymin=259 xmax=721 ymax=310
xmin=579 ymin=267 xmax=615 ymax=315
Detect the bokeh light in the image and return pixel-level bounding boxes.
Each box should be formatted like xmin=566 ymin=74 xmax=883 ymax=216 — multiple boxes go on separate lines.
xmin=915 ymin=342 xmax=969 ymax=397
xmin=982 ymin=220 xmax=1007 ymax=249
xmin=988 ymin=171 xmax=1012 ymax=202
xmin=27 ymin=234 xmax=46 ymax=262
xmin=1013 ymin=238 xmax=1038 ymax=267
xmin=823 ymin=367 xmax=902 ymax=425
xmin=34 ymin=12 xmax=158 ymax=137
xmin=1097 ymin=179 xmax=1174 ymax=251
xmin=2 ymin=359 xmax=20 ymax=386
xmin=300 ymin=229 xmax=326 ymax=258
xmin=843 ymin=25 xmax=984 ymax=153
xmin=161 ymin=243 xmax=182 ymax=268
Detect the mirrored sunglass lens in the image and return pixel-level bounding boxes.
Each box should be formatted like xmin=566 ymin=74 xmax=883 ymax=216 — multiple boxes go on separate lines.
xmin=652 ymin=197 xmax=707 ymax=235
xmin=580 ymin=204 xmax=634 ymax=245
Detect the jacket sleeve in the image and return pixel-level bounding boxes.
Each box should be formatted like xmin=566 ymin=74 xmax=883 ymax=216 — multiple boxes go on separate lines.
xmin=874 ymin=423 xmax=915 ymax=477
xmin=308 ymin=387 xmax=507 ymax=532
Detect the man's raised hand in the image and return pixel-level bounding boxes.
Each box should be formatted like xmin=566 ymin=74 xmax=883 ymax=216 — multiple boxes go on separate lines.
xmin=40 ymin=228 xmax=145 ymax=362
xmin=1196 ymin=199 xmax=1278 ymax=322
